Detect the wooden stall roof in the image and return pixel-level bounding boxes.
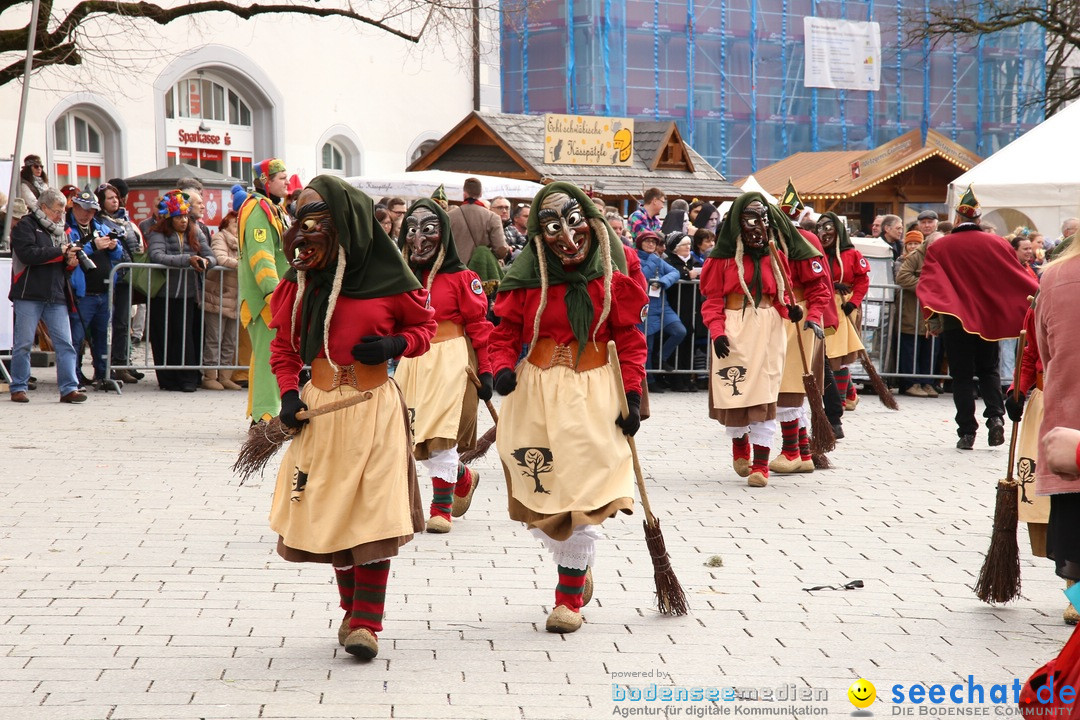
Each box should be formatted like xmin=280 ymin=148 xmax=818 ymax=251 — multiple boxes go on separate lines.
xmin=749 ymin=129 xmax=981 ymax=201
xmin=408 ymin=111 xmax=742 ymax=200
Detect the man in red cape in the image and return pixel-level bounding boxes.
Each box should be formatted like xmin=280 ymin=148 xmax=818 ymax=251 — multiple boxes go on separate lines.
xmin=917 ymin=185 xmax=1039 ymax=449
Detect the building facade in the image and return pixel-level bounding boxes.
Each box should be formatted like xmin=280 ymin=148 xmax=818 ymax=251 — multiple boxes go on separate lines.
xmin=499 ymin=0 xmax=1046 ymax=180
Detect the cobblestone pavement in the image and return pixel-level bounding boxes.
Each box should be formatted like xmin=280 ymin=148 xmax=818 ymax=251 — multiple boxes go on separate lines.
xmin=0 ymin=374 xmax=1069 ymax=719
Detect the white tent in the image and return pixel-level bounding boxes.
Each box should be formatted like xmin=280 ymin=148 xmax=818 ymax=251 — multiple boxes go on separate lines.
xmin=718 ymin=175 xmax=781 ymax=218
xmin=345 ymin=170 xmax=544 ymax=202
xmin=947 ymin=101 xmax=1080 ymax=237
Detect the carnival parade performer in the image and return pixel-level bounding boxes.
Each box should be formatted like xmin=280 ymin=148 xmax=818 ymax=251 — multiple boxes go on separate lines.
xmin=699 ymin=192 xmax=801 ymax=488
xmin=393 ymin=198 xmax=494 ymax=534
xmin=266 ymin=175 xmax=437 ymax=660
xmin=238 ymin=158 xmax=291 ymax=423
xmin=489 ymin=181 xmax=648 ymax=634
xmin=816 ymin=212 xmax=870 ymax=413
xmin=769 ymin=184 xmax=833 ymax=474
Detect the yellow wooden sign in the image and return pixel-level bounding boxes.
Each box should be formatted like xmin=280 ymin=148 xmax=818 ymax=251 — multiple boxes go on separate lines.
xmin=543 ymin=114 xmax=635 ymax=166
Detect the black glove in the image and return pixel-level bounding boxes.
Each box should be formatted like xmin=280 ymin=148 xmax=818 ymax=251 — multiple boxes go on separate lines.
xmin=476 ymin=372 xmax=493 ymax=402
xmin=804 ymin=320 xmax=825 ymax=340
xmin=833 ymin=282 xmax=851 ymax=295
xmin=842 ymin=301 xmax=857 ymax=316
xmin=279 ymin=390 xmax=308 ymax=430
xmin=713 ymin=335 xmax=730 ymax=359
xmin=493 ymin=367 xmax=517 ymax=396
xmin=786 ymin=304 xmax=804 ymax=323
xmin=351 ymin=335 xmax=407 ymax=365
xmin=1005 ymin=390 xmax=1026 ymax=423
xmin=615 ymin=391 xmax=642 ymax=437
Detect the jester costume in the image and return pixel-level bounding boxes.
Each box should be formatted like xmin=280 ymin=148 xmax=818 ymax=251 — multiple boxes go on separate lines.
xmin=238 ymin=158 xmax=291 ymax=422
xmin=267 ymin=176 xmax=437 ymax=660
xmin=817 ymin=211 xmax=870 ymax=412
xmin=393 ymin=198 xmax=494 ymax=534
xmin=489 ymin=182 xmax=648 ymax=633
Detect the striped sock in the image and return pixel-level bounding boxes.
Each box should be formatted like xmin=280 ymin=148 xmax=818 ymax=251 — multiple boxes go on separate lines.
xmin=430 ymin=477 xmax=454 ymax=520
xmin=333 ymin=565 xmax=355 ymax=613
xmin=834 ymin=367 xmax=851 ymax=401
xmin=555 ymin=566 xmax=587 ymax=612
xmin=798 ymin=427 xmax=812 ymax=461
xmin=780 ymin=420 xmax=800 ymax=459
xmin=454 ymin=463 xmax=473 ymax=498
xmin=350 ymin=560 xmax=390 ymax=634
xmin=732 ymin=434 xmax=750 ymax=462
xmin=751 ymin=445 xmax=771 ymax=477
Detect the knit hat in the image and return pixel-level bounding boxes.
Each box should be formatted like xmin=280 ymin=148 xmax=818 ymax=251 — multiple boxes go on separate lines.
xmin=635 ymin=230 xmax=661 ymax=250
xmin=231 ymin=184 xmax=248 ymax=212
xmin=9 ymin=197 xmax=29 ymax=219
xmin=779 ymin=179 xmax=804 ymax=220
xmin=955 ymin=185 xmax=980 ymax=219
xmin=904 ymin=229 xmax=924 ymax=245
xmin=157 ymin=190 xmax=191 ymax=217
xmin=60 ymin=184 xmax=80 ymax=200
xmin=254 ymin=158 xmax=286 ymax=187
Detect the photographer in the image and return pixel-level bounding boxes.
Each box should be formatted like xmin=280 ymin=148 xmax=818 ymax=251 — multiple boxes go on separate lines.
xmin=67 ymin=190 xmax=124 ymax=391
xmin=146 ymin=190 xmax=216 ymax=392
xmin=96 ymin=182 xmax=144 ymax=385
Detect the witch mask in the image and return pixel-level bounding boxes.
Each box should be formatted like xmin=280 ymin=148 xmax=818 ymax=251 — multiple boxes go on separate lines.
xmin=283 ymin=188 xmax=335 ymax=271
xmin=740 ymin=199 xmax=769 ymax=249
xmin=404 ymin=207 xmax=441 ymax=267
xmin=537 ymin=192 xmax=591 ymax=266
xmin=816 ymin=216 xmax=838 ymax=249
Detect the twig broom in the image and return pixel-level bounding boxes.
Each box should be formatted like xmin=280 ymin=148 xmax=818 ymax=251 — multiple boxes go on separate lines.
xmin=609 ymin=342 xmax=689 ymax=617
xmin=974 ymin=329 xmax=1027 ymax=604
xmin=458 ymin=368 xmax=500 ymax=464
xmin=845 ymin=313 xmax=899 ymax=410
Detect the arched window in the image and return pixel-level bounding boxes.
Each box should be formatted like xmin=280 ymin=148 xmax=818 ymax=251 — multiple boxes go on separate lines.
xmin=410 ymin=139 xmax=438 ymax=165
xmin=163 ymin=72 xmax=254 ymax=178
xmin=320 ymin=141 xmax=346 ymax=176
xmin=52 ymin=111 xmax=105 ymax=188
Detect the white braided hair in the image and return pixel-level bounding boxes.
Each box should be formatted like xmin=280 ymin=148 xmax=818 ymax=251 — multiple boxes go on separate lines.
xmin=288 ymin=245 xmax=347 ymax=372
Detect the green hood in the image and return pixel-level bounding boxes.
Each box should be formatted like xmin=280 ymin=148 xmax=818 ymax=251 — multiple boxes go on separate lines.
xmin=398 ymin=197 xmax=466 ymax=279
xmin=820 ymin=211 xmax=855 ymax=251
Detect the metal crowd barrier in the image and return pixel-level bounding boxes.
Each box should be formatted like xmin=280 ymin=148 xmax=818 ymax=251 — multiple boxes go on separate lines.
xmin=642 ymin=278 xmax=949 ymax=382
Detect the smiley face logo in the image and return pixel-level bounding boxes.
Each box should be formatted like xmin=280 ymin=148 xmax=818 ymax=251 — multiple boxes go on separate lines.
xmin=848 ymin=679 xmax=876 ymax=710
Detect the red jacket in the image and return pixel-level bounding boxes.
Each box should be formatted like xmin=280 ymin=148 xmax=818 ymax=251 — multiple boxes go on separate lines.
xmin=489 ymin=272 xmax=649 ymax=394
xmin=268 ymin=281 xmax=436 ymax=394
xmin=699 ymin=254 xmax=791 ymax=337
xmin=797 ymin=229 xmax=839 ymax=330
xmin=419 ymin=269 xmax=494 ymax=373
xmin=827 ymin=247 xmax=871 ymax=307
xmin=1012 ymin=306 xmax=1042 ymax=395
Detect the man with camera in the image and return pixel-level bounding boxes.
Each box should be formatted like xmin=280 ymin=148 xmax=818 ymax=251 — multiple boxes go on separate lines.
xmin=66 ymin=189 xmax=124 ymax=391
xmin=9 ymin=188 xmax=86 ymax=403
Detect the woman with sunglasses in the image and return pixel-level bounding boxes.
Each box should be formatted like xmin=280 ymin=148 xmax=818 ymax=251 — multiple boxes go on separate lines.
xmin=19 ymin=154 xmax=49 ymax=211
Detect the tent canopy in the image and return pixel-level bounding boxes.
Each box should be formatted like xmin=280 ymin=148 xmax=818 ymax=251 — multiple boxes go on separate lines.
xmin=948 ymin=101 xmax=1080 ymax=236
xmin=346 ymin=169 xmax=543 ymax=202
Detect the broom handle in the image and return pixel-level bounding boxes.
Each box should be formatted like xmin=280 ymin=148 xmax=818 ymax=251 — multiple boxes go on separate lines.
xmin=466 ymin=367 xmax=500 ymax=424
xmin=607 ymin=342 xmax=658 ymax=526
xmin=766 ymin=241 xmax=811 ymax=375
xmin=1005 ymin=330 xmax=1027 ymax=482
xmin=295 ymin=390 xmax=374 ymax=420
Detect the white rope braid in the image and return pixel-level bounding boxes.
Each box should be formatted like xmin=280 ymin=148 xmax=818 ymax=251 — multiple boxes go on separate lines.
xmin=587 ymin=218 xmax=613 ymax=344
xmin=529 ymin=234 xmax=549 ymax=351
xmin=290 ymin=270 xmax=306 ymax=352
xmin=424 ymin=245 xmax=446 ymax=297
xmin=322 ymin=246 xmax=347 ymax=372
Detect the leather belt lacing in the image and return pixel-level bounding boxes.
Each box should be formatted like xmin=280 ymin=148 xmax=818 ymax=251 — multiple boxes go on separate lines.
xmin=433 ymin=320 xmax=465 ymax=343
xmin=725 ymin=293 xmax=775 ymax=310
xmin=310 ymin=358 xmax=388 ymax=392
xmin=527 ymin=338 xmax=608 ymax=372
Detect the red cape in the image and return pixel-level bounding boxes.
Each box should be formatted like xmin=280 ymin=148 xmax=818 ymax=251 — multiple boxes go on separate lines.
xmin=917 ymin=227 xmax=1038 ymax=341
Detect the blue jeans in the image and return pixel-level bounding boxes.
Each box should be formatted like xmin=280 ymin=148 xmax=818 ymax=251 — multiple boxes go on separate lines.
xmin=646 ymin=315 xmax=687 ymax=370
xmin=11 ymin=298 xmax=79 ymax=395
xmin=69 ymin=293 xmax=111 ymax=380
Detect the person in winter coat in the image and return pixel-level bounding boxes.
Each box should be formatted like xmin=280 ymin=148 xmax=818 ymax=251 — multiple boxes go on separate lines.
xmin=95 ymin=182 xmax=144 ymax=385
xmin=635 ymin=230 xmax=686 ymax=391
xmin=662 ymin=230 xmax=701 ymax=391
xmin=202 ymin=211 xmax=242 ymax=390
xmin=18 ymin=154 xmax=49 ymax=211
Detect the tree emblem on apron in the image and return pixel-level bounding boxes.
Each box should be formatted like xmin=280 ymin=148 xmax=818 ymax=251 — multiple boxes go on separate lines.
xmin=1017 ymin=456 xmax=1036 ymax=504
xmin=717 ymin=365 xmax=748 ymax=396
xmin=511 ymin=447 xmax=554 ymax=494
xmin=291 ymin=467 xmax=309 ymax=503
xmin=407 ymin=408 xmax=416 ymax=439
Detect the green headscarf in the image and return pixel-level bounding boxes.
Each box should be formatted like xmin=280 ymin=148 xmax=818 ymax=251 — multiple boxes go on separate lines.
xmin=284 ymin=175 xmax=421 ymax=363
xmin=397 ymin=197 xmax=466 ymax=279
xmin=499 ymin=182 xmax=627 ymax=351
xmin=820 ymin=211 xmax=855 ymax=251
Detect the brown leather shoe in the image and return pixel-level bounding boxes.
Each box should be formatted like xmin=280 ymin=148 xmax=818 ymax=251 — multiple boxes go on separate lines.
xmin=10 ymin=391 xmax=29 ymax=403
xmin=343 ymin=627 xmax=379 ymax=659
xmin=59 ymin=391 xmax=87 ymax=404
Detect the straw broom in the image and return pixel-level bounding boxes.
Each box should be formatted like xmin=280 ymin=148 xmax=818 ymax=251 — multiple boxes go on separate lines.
xmin=233 ymin=390 xmax=374 ymax=483
xmin=609 ymin=342 xmax=689 ymax=617
xmin=766 ymin=241 xmax=836 ymax=455
xmin=458 ymin=368 xmax=500 ymax=464
xmin=974 ymin=329 xmax=1027 ymax=604
xmin=842 ymin=312 xmax=899 ymax=410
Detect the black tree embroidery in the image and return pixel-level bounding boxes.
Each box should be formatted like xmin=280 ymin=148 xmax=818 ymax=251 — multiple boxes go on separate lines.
xmin=407 ymin=408 xmax=417 ymax=438
xmin=511 ymin=447 xmax=554 ymax=494
xmin=1017 ymin=456 xmax=1036 ymax=505
xmin=291 ymin=468 xmax=309 ymax=503
xmin=717 ymin=365 xmax=748 ymax=396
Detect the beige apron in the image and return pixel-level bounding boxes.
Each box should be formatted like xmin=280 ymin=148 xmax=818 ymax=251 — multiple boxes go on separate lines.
xmin=709 ymin=304 xmax=786 ymax=411
xmin=779 ymin=300 xmax=822 ymax=395
xmin=269 ymin=380 xmax=416 ymax=555
xmin=1016 ymin=388 xmax=1049 ymax=555
xmin=394 ymin=335 xmax=478 ymax=459
xmin=496 ymin=357 xmax=634 ymax=539
xmin=825 ymin=293 xmax=864 ymax=363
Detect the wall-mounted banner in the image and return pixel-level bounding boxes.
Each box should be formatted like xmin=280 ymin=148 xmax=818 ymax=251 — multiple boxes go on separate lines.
xmin=543 ymin=114 xmax=635 ymax=166
xmin=803 ymin=17 xmax=881 ymax=92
